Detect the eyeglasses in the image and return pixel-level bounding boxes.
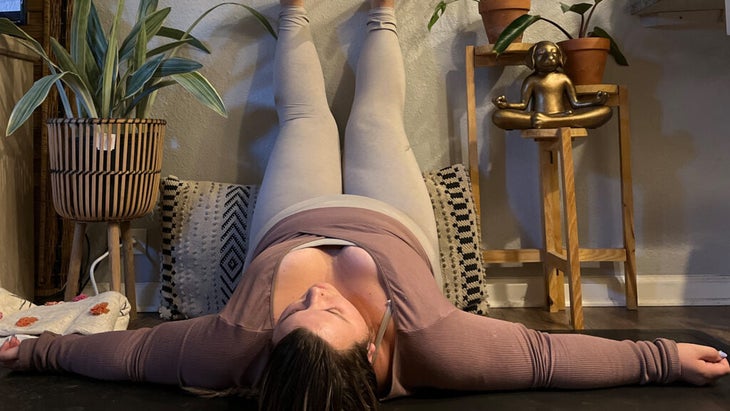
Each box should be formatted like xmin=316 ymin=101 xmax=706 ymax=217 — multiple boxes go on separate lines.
xmin=370 ymin=299 xmax=392 ymax=365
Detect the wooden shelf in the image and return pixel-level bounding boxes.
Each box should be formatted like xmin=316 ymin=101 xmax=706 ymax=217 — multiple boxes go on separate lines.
xmin=629 ymin=0 xmax=728 ymax=31
xmin=473 ymin=43 xmax=532 ymax=67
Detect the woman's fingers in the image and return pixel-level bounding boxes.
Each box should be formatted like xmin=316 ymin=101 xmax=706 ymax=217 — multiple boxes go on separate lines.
xmin=677 ymin=343 xmax=730 ymax=385
xmin=0 ymin=336 xmax=21 ymax=368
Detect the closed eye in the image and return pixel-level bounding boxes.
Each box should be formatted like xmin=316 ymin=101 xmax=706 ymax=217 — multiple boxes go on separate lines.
xmin=327 ymin=308 xmax=349 ymax=323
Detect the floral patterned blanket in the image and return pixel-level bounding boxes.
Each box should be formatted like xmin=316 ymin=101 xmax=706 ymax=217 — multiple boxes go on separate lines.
xmin=0 ymin=288 xmax=130 ymax=345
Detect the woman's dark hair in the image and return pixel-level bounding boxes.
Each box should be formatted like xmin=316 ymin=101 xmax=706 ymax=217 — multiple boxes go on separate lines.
xmin=258 ymin=328 xmax=379 ymax=410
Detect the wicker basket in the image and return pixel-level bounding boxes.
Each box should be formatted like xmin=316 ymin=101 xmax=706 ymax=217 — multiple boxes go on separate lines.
xmin=46 ymin=118 xmax=166 ymax=222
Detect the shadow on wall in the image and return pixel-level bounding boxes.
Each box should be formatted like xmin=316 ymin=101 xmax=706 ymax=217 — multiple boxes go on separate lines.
xmin=220 ymin=5 xmax=280 ymax=185
xmin=444 ymin=29 xmax=480 ymax=165
xmin=625 ymin=59 xmax=693 ymax=261
xmin=236 ymin=42 xmax=279 ymax=184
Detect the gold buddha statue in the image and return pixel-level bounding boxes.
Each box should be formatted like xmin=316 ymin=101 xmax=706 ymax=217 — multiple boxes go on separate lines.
xmin=492 ymin=41 xmax=613 ymax=130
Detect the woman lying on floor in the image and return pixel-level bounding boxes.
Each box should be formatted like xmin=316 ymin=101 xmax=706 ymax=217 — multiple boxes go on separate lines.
xmin=2 ymin=1 xmax=729 ymax=410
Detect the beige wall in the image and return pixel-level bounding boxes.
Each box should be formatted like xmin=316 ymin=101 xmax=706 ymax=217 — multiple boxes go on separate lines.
xmin=0 ymin=36 xmax=35 ymax=299
xmin=87 ymin=1 xmax=730 ymax=303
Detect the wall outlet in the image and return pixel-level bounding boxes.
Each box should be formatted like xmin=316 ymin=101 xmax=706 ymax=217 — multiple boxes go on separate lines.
xmin=130 ymin=228 xmax=147 ymax=255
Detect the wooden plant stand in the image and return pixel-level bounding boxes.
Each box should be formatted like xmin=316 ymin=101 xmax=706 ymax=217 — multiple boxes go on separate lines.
xmin=465 ymin=44 xmax=638 ymax=329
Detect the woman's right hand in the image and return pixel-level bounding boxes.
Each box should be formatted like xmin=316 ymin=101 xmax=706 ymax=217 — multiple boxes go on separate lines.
xmin=677 ymin=343 xmax=730 ymax=385
xmin=0 ymin=336 xmax=21 ymax=369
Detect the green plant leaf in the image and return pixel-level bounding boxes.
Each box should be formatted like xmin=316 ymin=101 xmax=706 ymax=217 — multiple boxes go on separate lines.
xmin=51 ymin=37 xmax=96 ymax=113
xmin=191 ymin=2 xmax=277 ymax=40
xmin=590 ymin=26 xmax=629 ymax=66
xmin=86 ymin=3 xmax=108 ymax=69
xmin=126 ymin=54 xmax=164 ymax=97
xmin=156 ymin=26 xmax=210 ymax=53
xmin=60 ymin=72 xmax=99 ymax=118
xmin=156 ymin=57 xmax=203 ymax=76
xmin=493 ymin=14 xmax=542 ymax=54
xmin=130 ymin=7 xmax=148 ymax=79
xmin=136 ymin=0 xmax=159 ymax=20
xmin=0 ymin=18 xmax=77 ymax=117
xmin=101 ymin=0 xmax=125 ymax=118
xmin=6 ymin=74 xmax=62 ymax=136
xmin=50 ymin=37 xmax=94 ymax=96
xmin=6 ymin=71 xmax=97 ymax=135
xmin=146 ymin=38 xmax=194 ymax=57
xmin=119 ymin=8 xmax=171 ymax=63
xmin=122 ymin=80 xmax=175 ymax=117
xmin=70 ymin=0 xmax=92 ymax=80
xmin=427 ymin=1 xmax=447 ymax=31
xmin=171 ymin=72 xmax=227 ymax=118
xmin=561 ymin=2 xmax=593 ymax=15
xmin=245 ymin=4 xmax=278 ymax=39
xmin=0 ymin=18 xmax=49 ymax=59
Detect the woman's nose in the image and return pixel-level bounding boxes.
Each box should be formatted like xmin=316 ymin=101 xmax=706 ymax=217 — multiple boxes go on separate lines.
xmin=304 ymin=285 xmax=328 ymax=307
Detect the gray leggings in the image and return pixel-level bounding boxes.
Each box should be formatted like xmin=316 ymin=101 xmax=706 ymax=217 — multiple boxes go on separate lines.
xmin=248 ymin=7 xmax=438 ymax=266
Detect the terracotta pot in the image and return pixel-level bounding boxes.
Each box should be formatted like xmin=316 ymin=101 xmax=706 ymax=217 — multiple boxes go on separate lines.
xmin=557 ymin=37 xmax=610 ymax=85
xmin=46 ymin=118 xmax=166 ymax=222
xmin=479 ymin=0 xmax=531 ymax=44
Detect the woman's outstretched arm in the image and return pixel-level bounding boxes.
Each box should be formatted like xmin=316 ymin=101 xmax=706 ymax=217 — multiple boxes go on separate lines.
xmin=1 ymin=315 xmax=270 ymax=390
xmin=396 ymin=311 xmax=729 ymax=394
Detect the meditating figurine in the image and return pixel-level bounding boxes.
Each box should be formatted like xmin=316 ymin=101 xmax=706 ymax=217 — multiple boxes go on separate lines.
xmin=492 ymin=40 xmax=613 ymax=130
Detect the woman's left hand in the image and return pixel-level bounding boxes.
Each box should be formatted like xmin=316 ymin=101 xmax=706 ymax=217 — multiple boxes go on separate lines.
xmin=0 ymin=336 xmax=21 ymax=369
xmin=677 ymin=343 xmax=730 ymax=385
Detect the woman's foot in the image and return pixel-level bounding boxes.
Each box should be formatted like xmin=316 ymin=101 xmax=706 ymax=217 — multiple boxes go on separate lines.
xmin=370 ymin=0 xmax=394 ymax=9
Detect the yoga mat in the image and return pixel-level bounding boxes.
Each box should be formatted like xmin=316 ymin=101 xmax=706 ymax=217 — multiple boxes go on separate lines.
xmin=1 ymin=329 xmax=727 ymax=411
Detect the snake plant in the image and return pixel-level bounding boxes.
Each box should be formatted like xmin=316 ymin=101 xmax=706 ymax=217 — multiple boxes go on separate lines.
xmin=1 ymin=0 xmax=276 ymax=136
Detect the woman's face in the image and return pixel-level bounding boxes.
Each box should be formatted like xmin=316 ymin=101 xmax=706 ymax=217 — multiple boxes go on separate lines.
xmin=273 ymin=283 xmax=370 ymax=351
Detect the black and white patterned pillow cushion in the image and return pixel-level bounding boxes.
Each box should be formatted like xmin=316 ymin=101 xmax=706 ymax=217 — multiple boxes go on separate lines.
xmin=158 ymin=164 xmax=487 ymax=320
xmin=424 ymin=164 xmax=489 ymax=315
xmin=158 ymin=177 xmax=257 ymax=320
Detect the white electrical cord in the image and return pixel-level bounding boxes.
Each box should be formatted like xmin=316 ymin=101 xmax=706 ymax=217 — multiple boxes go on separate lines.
xmin=88 ymin=238 xmax=138 ymax=296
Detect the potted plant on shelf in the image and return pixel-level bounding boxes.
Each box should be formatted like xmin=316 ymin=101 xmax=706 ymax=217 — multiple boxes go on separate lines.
xmin=0 ymin=0 xmax=275 ymax=302
xmin=428 ymin=0 xmax=531 ymax=44
xmin=494 ymin=0 xmax=628 ymax=85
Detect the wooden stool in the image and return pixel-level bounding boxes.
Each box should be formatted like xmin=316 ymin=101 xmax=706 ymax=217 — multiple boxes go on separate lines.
xmin=524 ymin=127 xmax=587 ymax=329
xmin=65 ymin=221 xmax=137 ymax=319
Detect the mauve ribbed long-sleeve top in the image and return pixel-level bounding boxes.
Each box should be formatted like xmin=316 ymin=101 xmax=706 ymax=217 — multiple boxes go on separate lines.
xmin=18 ymin=207 xmax=681 ymax=398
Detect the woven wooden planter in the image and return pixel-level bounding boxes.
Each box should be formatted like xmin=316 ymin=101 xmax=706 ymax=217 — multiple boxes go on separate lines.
xmin=46 ymin=118 xmax=166 ymax=222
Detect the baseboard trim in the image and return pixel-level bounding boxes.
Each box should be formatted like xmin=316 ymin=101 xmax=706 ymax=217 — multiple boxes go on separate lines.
xmin=81 ymin=282 xmax=160 ymax=313
xmin=135 ymin=282 xmax=161 ymax=313
xmin=99 ymin=274 xmax=730 ymax=312
xmin=486 ymin=273 xmax=730 ymax=307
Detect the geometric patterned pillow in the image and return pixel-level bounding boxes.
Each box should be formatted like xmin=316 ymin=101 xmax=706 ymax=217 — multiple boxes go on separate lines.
xmin=158 ymin=177 xmax=258 ymax=320
xmin=424 ymin=164 xmax=489 ymax=315
xmin=157 ymin=164 xmax=488 ymax=320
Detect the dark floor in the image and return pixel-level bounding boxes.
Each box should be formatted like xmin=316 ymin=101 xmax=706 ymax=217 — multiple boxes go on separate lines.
xmin=2 ymin=306 xmax=729 ymax=411
xmin=487 ymin=305 xmax=730 ymax=344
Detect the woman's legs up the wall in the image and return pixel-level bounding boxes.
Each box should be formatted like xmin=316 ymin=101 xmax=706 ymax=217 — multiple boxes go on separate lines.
xmin=343 ymin=6 xmax=438 ymax=256
xmin=248 ymin=6 xmax=342 ymax=251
